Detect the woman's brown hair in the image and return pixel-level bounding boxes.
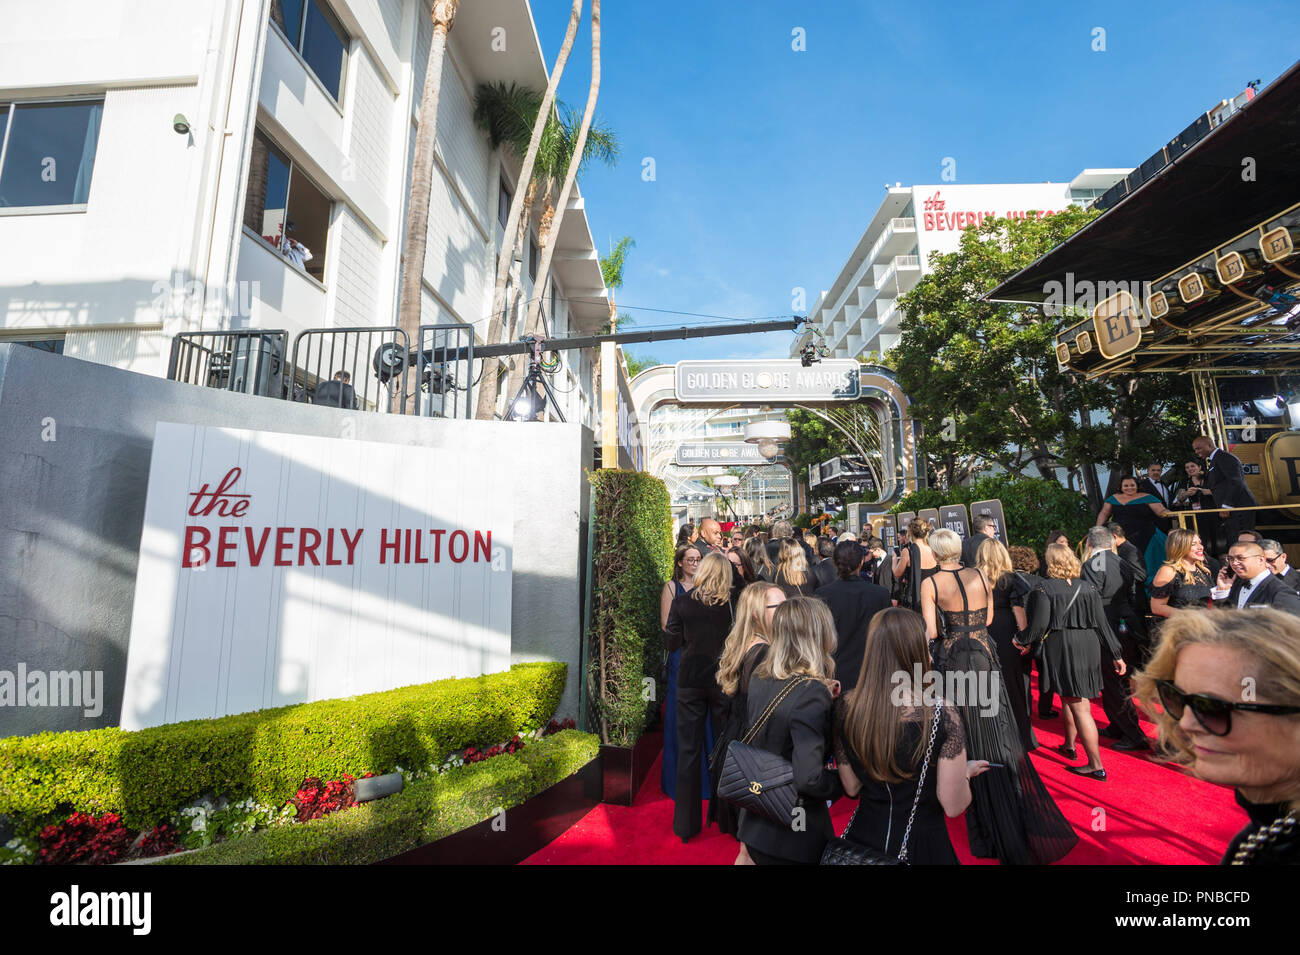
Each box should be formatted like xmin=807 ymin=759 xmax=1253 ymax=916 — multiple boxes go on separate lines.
xmin=1044 ymin=542 xmax=1081 ymax=579
xmin=776 ymin=537 xmax=808 ymax=587
xmin=753 ymin=596 xmax=836 ymax=681
xmin=839 ymin=608 xmax=933 ymax=783
xmin=717 ymin=582 xmax=781 ymax=696
xmin=907 ymin=517 xmax=932 ymax=541
xmin=1162 ymin=528 xmax=1209 ymax=584
xmin=671 ymin=544 xmax=697 ymax=583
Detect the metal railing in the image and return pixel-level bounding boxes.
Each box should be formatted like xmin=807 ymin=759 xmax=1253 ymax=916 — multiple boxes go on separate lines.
xmin=414 ymin=322 xmax=474 ymax=418
xmin=289 ymin=326 xmax=410 ymax=412
xmin=167 ymin=330 xmax=289 ymax=398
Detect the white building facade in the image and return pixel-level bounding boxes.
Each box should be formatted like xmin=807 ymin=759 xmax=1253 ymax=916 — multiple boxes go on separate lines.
xmin=0 ymin=0 xmax=608 ymax=424
xmin=797 ymin=171 xmax=1129 ymax=359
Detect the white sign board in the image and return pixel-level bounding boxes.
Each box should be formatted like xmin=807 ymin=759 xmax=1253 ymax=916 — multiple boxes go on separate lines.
xmin=675 ymin=359 xmax=861 ymax=402
xmin=121 ymin=423 xmax=513 ymax=730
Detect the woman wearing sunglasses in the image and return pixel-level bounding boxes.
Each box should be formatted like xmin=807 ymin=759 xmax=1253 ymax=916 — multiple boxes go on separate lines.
xmin=1134 ymin=608 xmax=1300 ymax=865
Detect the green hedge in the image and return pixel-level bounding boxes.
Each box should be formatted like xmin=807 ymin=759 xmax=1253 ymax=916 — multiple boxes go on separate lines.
xmin=891 ymin=474 xmax=1091 ymax=550
xmin=162 ymin=730 xmax=599 ymax=865
xmin=0 ymin=663 xmax=566 ymax=829
xmin=587 ymin=469 xmax=673 ymax=746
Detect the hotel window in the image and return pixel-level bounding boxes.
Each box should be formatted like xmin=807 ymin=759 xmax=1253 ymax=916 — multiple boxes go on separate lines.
xmin=528 ymin=232 xmax=538 ymax=281
xmin=243 ymin=127 xmax=331 ymax=282
xmin=0 ymin=99 xmax=104 ymax=210
xmin=270 ymin=0 xmax=347 ymax=102
xmin=497 ymin=175 xmax=512 ymax=231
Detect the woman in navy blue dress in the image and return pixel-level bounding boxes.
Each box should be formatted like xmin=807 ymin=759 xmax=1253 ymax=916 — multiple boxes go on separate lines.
xmin=660 ymin=545 xmax=708 ymax=798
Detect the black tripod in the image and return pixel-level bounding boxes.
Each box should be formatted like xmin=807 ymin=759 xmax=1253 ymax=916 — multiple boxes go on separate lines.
xmin=508 ymin=336 xmax=566 ymax=422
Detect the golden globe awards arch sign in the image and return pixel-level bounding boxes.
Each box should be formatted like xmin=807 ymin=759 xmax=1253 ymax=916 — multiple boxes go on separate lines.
xmin=120 ymin=423 xmax=513 ymax=730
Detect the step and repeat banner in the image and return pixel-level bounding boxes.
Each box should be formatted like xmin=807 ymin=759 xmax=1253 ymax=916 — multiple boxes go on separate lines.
xmin=121 ymin=423 xmax=513 ymax=730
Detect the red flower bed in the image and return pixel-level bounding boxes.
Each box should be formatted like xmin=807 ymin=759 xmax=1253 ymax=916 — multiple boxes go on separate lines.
xmin=292 ymin=774 xmax=357 ymax=822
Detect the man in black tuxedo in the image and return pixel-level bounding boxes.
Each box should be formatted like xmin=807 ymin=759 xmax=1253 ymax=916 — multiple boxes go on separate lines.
xmin=961 ymin=513 xmax=997 ymax=567
xmin=815 ymin=541 xmax=892 ymax=693
xmin=1138 ymin=463 xmax=1175 ymax=532
xmin=1263 ymin=539 xmax=1300 ymax=592
xmin=1193 ymin=435 xmax=1258 ymax=541
xmin=811 ymin=536 xmax=837 ymax=589
xmin=1212 ymin=541 xmax=1300 ymax=615
xmin=1080 ymin=527 xmax=1149 ymax=751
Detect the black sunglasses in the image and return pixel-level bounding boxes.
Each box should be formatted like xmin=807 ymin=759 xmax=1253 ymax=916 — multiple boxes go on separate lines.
xmin=1155 ymin=680 xmax=1300 ymax=736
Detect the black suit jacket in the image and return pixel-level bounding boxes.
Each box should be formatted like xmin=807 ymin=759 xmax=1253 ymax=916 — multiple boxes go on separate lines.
xmin=1137 ymin=477 xmax=1174 ymax=507
xmin=812 ymin=558 xmax=838 ymax=589
xmin=961 ymin=532 xmax=995 ymax=568
xmin=815 ymin=577 xmax=892 ymax=692
xmin=736 ymin=676 xmax=841 ymax=863
xmin=1205 ymin=449 xmax=1258 ymax=509
xmin=312 ymin=379 xmax=358 ymax=409
xmin=665 ymin=592 xmax=734 ymax=688
xmin=1279 ymin=567 xmax=1300 ymax=593
xmin=1080 ymin=550 xmax=1133 ymax=626
xmin=1219 ymin=574 xmax=1300 ymax=616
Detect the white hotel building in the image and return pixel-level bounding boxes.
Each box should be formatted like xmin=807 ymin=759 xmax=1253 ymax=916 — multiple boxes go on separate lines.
xmin=0 ymin=0 xmax=609 ymax=423
xmin=796 ymin=172 xmax=1130 ymax=360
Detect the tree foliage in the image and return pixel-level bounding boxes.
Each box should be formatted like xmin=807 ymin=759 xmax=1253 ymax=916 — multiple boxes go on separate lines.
xmin=892 ymin=207 xmax=1198 ymax=506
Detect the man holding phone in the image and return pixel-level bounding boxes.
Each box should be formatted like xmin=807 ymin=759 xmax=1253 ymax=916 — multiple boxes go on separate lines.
xmin=1212 ymin=541 xmax=1300 ymax=615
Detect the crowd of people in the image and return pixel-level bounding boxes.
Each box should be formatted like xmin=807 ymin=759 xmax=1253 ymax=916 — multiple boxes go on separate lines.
xmin=659 ymin=435 xmax=1300 ymax=865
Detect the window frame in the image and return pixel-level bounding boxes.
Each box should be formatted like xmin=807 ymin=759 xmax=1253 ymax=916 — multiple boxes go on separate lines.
xmin=267 ymin=0 xmax=349 ymax=112
xmin=243 ymin=125 xmax=334 ymax=288
xmin=497 ymin=174 xmax=512 ymax=232
xmin=0 ymin=94 xmax=106 ymax=215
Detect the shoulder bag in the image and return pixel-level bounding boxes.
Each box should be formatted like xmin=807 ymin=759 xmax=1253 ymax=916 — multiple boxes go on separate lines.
xmin=820 ymin=703 xmax=943 ymax=865
xmin=1042 ymin=581 xmax=1084 ymax=643
xmin=717 ymin=676 xmax=815 ymax=825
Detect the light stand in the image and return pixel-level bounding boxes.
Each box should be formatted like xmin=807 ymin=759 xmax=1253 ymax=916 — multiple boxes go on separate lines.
xmin=508 ymin=336 xmax=566 ymax=422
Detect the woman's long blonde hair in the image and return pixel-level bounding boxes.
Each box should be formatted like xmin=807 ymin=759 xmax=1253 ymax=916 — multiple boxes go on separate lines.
xmin=1163 ymin=528 xmax=1209 ymax=584
xmin=690 ymin=552 xmax=733 ymax=606
xmin=1045 ymin=542 xmax=1081 ymax=579
xmin=976 ymin=537 xmax=1014 ymax=589
xmin=776 ymin=537 xmax=808 ymax=587
xmin=754 ymin=596 xmax=836 ymax=681
xmin=1134 ymin=608 xmax=1300 ymax=812
xmin=717 ymin=582 xmax=781 ymax=695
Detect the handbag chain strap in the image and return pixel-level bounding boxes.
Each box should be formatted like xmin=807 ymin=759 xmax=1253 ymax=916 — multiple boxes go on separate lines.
xmin=898 ymin=703 xmax=943 ymax=862
xmin=740 ymin=676 xmax=815 ymax=746
xmin=1230 ymin=810 xmax=1298 ymax=865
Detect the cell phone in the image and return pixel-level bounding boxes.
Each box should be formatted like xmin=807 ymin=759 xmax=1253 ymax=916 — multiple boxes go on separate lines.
xmin=984 ymin=762 xmax=1005 ymax=769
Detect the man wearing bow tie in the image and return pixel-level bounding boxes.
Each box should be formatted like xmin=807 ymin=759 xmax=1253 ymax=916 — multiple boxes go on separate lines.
xmin=1192 ymin=435 xmax=1258 ymax=542
xmin=1138 ymin=463 xmax=1175 ymax=532
xmin=1211 ymin=542 xmax=1300 ymax=615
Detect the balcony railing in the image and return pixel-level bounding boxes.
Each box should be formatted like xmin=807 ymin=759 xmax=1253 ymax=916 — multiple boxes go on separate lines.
xmin=867 ymin=217 xmax=916 ymax=265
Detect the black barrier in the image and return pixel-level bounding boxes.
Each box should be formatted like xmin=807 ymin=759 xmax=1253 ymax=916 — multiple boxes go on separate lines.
xmin=415 ymin=323 xmax=475 ymax=418
xmin=167 ymin=330 xmax=288 ymax=398
xmin=290 ymin=326 xmax=409 ymax=412
xmin=971 ymin=499 xmax=1008 ymax=545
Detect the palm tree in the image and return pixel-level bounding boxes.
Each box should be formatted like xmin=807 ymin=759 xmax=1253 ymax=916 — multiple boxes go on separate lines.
xmin=396 ymin=1 xmax=458 ymax=410
xmin=474 ymin=0 xmax=585 ymax=420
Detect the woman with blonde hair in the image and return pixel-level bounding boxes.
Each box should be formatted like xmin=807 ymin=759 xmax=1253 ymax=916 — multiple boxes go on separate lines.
xmin=665 ymin=552 xmax=737 ymax=842
xmin=833 ymin=608 xmax=988 ymax=864
xmin=709 ymin=582 xmax=785 ymax=845
xmin=1016 ymin=543 xmax=1126 ymax=781
xmin=977 ymin=537 xmax=1037 ymax=751
xmin=774 ymin=537 xmax=816 ymax=597
xmin=922 ymin=529 xmax=1077 ymax=864
xmin=1150 ymin=528 xmax=1213 ymax=618
xmin=736 ymin=596 xmax=841 ymax=865
xmin=1135 ymin=608 xmax=1300 ymax=864
xmin=893 ymin=517 xmax=938 ymax=610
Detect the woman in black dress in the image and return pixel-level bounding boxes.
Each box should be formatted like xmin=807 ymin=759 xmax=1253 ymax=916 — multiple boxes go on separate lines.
xmin=1017 ymin=544 xmax=1126 ymax=781
xmin=922 ymin=530 xmax=1078 ymax=864
xmin=1150 ymin=529 xmax=1213 ymax=617
xmin=1096 ymin=475 xmax=1176 ymax=587
xmin=1172 ymin=459 xmax=1222 ymax=553
xmin=665 ymin=552 xmax=737 ymax=842
xmin=710 ymin=581 xmax=783 ymax=849
xmin=893 ymin=517 xmax=938 ymax=610
xmin=773 ymin=538 xmax=816 ymax=597
xmin=976 ymin=537 xmax=1038 ymax=752
xmin=834 ymin=608 xmax=988 ymax=864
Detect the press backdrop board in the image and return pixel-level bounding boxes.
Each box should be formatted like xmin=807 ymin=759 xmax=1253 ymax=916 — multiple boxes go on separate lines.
xmin=970 ymin=500 xmax=1008 ymax=545
xmin=918 ymin=508 xmax=941 ymax=532
xmin=120 ymin=423 xmax=513 ymax=730
xmin=939 ymin=504 xmax=970 ymax=538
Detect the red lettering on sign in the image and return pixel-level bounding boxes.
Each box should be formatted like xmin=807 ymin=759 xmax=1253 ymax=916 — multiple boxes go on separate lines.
xmin=274 ymin=527 xmax=295 ymax=566
xmin=341 ymin=528 xmax=362 ymax=564
xmin=245 ymin=526 xmax=271 ymax=566
xmin=414 ymin=531 xmax=428 ymax=564
xmin=429 ymin=529 xmax=446 ymax=562
xmin=299 ymin=527 xmax=321 ymax=566
xmin=183 ymin=526 xmax=210 ymax=567
xmin=449 ymin=530 xmax=469 ymax=563
xmin=474 ymin=531 xmax=492 ymax=563
xmin=923 ymin=212 xmax=935 ymax=229
xmin=216 ymin=526 xmax=239 ymax=567
xmin=380 ymin=529 xmax=401 ymax=564
xmin=188 ymin=467 xmax=251 ymax=518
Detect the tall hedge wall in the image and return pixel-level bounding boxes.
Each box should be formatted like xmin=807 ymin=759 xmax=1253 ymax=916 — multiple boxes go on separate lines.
xmin=891 ymin=474 xmax=1092 ymax=550
xmin=0 ymin=663 xmax=566 ymax=829
xmin=587 ymin=469 xmax=673 ymax=746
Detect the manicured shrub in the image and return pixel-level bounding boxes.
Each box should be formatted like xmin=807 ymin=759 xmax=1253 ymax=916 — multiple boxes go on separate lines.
xmin=586 ymin=469 xmax=673 ymax=746
xmin=162 ymin=730 xmax=600 ymax=865
xmin=0 ymin=663 xmax=565 ymax=829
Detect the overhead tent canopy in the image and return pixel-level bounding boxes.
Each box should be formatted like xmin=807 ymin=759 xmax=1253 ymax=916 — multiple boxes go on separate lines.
xmin=985 ymin=59 xmax=1300 ymax=377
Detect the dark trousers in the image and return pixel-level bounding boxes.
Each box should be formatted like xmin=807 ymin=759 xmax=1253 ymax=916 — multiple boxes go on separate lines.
xmin=1099 ymin=607 xmax=1146 ymax=743
xmin=1224 ymin=508 xmax=1256 ymax=541
xmin=674 ymin=682 xmax=727 ymax=839
xmin=1035 ymin=658 xmax=1056 ymax=716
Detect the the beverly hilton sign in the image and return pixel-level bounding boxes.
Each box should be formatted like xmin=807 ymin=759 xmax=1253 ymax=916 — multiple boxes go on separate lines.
xmin=675 ymin=359 xmax=861 ymax=403
xmin=121 ymin=423 xmax=512 ymax=730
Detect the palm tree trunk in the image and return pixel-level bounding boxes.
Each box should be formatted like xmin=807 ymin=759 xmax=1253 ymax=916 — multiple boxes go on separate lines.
xmin=475 ymin=0 xmax=584 ymax=420
xmin=511 ymin=0 xmax=602 ymax=421
xmin=397 ymin=0 xmax=458 ymax=413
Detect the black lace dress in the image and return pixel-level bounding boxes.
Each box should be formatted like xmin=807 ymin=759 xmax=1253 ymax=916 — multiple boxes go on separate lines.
xmin=1150 ymin=566 xmax=1213 ymax=610
xmin=930 ymin=569 xmax=1079 ymax=865
xmin=834 ymin=701 xmax=964 ymax=865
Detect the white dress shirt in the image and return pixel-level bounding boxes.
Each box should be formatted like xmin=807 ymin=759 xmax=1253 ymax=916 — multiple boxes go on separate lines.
xmin=1213 ymin=569 xmax=1273 ymax=606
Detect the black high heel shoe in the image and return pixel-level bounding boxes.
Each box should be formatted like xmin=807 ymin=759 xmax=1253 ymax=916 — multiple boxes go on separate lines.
xmin=1055 ymin=743 xmax=1077 ymax=760
xmin=1065 ymin=765 xmax=1107 ymax=781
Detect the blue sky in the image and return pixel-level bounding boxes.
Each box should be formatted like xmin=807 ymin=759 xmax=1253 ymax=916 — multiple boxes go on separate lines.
xmin=534 ymin=0 xmax=1300 ymax=365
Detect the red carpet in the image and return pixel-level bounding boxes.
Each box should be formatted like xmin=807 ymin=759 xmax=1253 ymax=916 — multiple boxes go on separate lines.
xmin=523 ymin=690 xmax=1245 ymax=865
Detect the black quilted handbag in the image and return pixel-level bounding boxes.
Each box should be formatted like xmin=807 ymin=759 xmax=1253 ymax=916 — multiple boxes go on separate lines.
xmin=717 ymin=677 xmax=814 ymax=825
xmin=820 ymin=703 xmax=942 ymax=865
